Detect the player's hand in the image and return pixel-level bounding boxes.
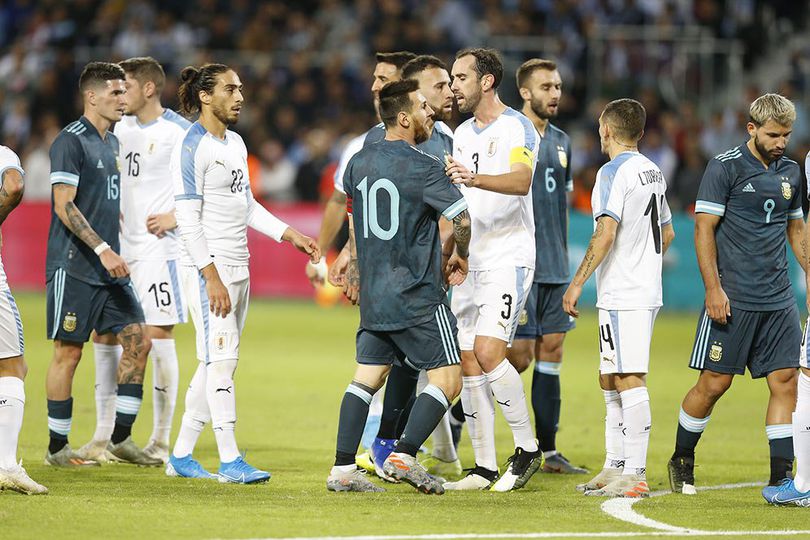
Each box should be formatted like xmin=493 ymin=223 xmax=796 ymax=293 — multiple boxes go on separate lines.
xmin=305 ymin=258 xmax=327 ymax=287
xmin=99 ymin=248 xmax=130 ymax=278
xmin=205 ymin=274 xmax=232 ymax=318
xmin=329 ymin=246 xmax=351 ymax=287
xmin=562 ymin=283 xmax=582 ymax=318
xmin=283 ymin=228 xmax=321 ymax=263
xmin=146 ymin=212 xmax=177 ymax=238
xmin=343 ymin=258 xmax=360 ymax=305
xmin=445 ymin=252 xmax=468 ymax=286
xmin=445 ymin=156 xmax=476 ymax=187
xmin=705 ymin=286 xmax=731 ymax=325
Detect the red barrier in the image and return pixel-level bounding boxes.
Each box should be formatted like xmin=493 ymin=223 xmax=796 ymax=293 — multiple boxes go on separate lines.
xmin=2 ymin=201 xmax=325 ymax=298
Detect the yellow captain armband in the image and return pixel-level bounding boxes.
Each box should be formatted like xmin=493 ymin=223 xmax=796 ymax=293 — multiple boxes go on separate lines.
xmin=509 ymin=146 xmax=535 ymax=168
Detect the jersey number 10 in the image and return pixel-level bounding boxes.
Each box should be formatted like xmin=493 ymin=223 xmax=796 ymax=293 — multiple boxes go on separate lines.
xmin=357 ymin=177 xmax=400 ymax=240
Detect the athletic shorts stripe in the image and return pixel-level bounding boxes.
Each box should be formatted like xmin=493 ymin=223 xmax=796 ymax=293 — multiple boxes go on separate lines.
xmin=609 ymin=310 xmax=622 ymax=372
xmin=439 ymin=305 xmax=460 ymax=364
xmin=167 ymin=260 xmax=185 ymax=323
xmin=698 ymin=312 xmax=712 ymax=369
xmin=435 ymin=305 xmax=459 ymax=365
xmin=197 ymin=273 xmax=210 ymax=364
xmin=508 ymin=267 xmax=528 ymax=343
xmin=690 ymin=312 xmax=710 ymax=369
xmin=4 ymin=289 xmax=24 ymax=354
xmin=51 ymin=269 xmax=66 ymax=339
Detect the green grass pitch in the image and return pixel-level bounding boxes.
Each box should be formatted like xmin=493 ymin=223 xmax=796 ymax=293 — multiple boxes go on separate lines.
xmin=1 ymin=292 xmax=808 ymax=539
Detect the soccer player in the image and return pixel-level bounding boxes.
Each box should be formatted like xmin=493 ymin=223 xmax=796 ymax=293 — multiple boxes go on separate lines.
xmin=78 ymin=57 xmax=190 ymax=465
xmin=326 ymin=79 xmax=470 ymax=494
xmin=669 ymin=94 xmax=804 ymax=495
xmin=442 ymin=48 xmax=542 ymax=492
xmin=563 ymin=98 xmax=674 ymax=498
xmin=508 ymin=58 xmax=586 ymax=475
xmin=0 ymin=146 xmax=47 ymax=494
xmin=763 ymin=147 xmax=810 ymax=506
xmin=168 ymin=63 xmax=319 ymax=483
xmin=45 ymin=62 xmax=156 ymax=467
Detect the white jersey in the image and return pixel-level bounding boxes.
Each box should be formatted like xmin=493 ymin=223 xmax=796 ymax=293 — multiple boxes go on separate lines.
xmin=0 ymin=146 xmax=24 ymax=291
xmin=452 ymin=107 xmax=538 ymax=271
xmin=591 ymin=151 xmax=672 ymax=310
xmin=115 ymin=110 xmax=190 ymax=262
xmin=333 ymin=130 xmax=370 ymax=194
xmin=171 ymin=122 xmax=288 ymax=269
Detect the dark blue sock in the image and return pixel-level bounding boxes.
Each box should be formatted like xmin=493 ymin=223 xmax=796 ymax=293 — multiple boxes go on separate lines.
xmin=377 ymin=364 xmax=418 ymax=439
xmin=47 ymin=397 xmax=73 ymax=454
xmin=111 ymin=383 xmax=143 ymax=444
xmin=532 ymin=363 xmax=561 ymax=453
xmin=335 ymin=382 xmax=376 ymax=466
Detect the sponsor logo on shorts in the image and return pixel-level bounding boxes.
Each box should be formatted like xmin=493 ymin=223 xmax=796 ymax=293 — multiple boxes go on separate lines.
xmin=63 ymin=312 xmax=77 ymax=332
xmin=709 ymin=341 xmax=723 ymax=362
xmin=601 ymin=355 xmax=615 ymax=365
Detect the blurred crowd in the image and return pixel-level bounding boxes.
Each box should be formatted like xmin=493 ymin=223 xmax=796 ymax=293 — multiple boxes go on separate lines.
xmin=1 ymin=0 xmax=808 ymax=211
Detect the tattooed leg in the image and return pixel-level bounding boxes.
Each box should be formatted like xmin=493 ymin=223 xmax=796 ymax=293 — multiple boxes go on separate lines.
xmin=116 ymin=324 xmax=151 ymax=385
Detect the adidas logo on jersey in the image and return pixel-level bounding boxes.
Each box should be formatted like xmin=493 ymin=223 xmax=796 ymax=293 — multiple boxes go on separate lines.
xmin=96 ymin=159 xmax=104 ymax=169
xmin=743 ymin=183 xmax=755 ymax=193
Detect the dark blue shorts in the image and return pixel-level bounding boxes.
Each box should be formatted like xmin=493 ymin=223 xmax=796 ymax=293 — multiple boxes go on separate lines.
xmin=514 ymin=282 xmax=575 ymax=340
xmin=356 ymin=305 xmax=460 ymax=371
xmin=46 ymin=269 xmax=145 ymax=343
xmin=688 ymin=304 xmax=801 ymax=379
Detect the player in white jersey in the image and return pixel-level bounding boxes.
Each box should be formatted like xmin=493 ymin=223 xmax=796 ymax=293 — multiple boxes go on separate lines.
xmin=167 ymin=63 xmax=319 ymax=483
xmin=0 ymin=146 xmax=48 ymax=494
xmin=442 ymin=48 xmax=542 ymax=492
xmin=563 ymin=99 xmax=675 ymax=498
xmin=77 ymin=58 xmax=189 ymax=466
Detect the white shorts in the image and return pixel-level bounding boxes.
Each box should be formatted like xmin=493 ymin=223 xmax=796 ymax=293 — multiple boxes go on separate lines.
xmin=801 ymin=316 xmax=809 ymax=369
xmin=0 ymin=289 xmax=23 ymax=359
xmin=129 ymin=259 xmax=187 ymax=326
xmin=181 ymin=264 xmax=250 ymax=364
xmin=597 ymin=308 xmax=659 ymax=374
xmin=451 ymin=266 xmax=533 ymax=351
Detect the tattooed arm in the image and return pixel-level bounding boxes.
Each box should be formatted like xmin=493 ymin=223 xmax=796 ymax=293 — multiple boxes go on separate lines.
xmin=445 ymin=209 xmax=471 ymax=286
xmin=343 ymin=213 xmax=360 ymax=305
xmin=52 ymin=184 xmax=129 ymax=278
xmin=562 ymin=216 xmax=619 ymax=317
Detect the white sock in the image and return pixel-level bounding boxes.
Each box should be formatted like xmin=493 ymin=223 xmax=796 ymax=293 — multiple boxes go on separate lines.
xmin=172 ymin=361 xmax=210 ymax=458
xmin=368 ymin=389 xmax=383 ymax=417
xmin=793 ymin=372 xmax=810 ymax=492
xmin=92 ymin=343 xmax=121 ymax=442
xmin=206 ymin=359 xmax=240 ymax=463
xmin=431 ymin=411 xmax=458 ymax=462
xmin=149 ymin=339 xmax=179 ymax=446
xmin=485 ymin=359 xmax=538 ymax=452
xmin=620 ymin=386 xmax=651 ymax=477
xmin=461 ymin=374 xmax=497 ymax=471
xmin=0 ymin=377 xmax=24 ymax=468
xmin=603 ymin=389 xmax=624 ymax=469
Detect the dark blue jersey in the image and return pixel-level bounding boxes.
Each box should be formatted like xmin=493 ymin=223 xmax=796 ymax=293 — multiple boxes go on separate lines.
xmin=695 ymin=143 xmax=803 ymax=311
xmin=363 ymin=121 xmax=454 ymax=161
xmin=46 ymin=117 xmax=125 ymax=286
xmin=532 ymin=123 xmax=572 ymax=283
xmin=345 ymin=139 xmax=467 ymax=331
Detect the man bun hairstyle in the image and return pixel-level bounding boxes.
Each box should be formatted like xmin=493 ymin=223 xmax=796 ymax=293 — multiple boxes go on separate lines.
xmin=749 ymin=93 xmax=796 ymax=127
xmin=375 ymin=51 xmax=417 ymax=71
xmin=516 ymin=58 xmax=558 ymax=89
xmin=119 ymin=56 xmax=166 ymax=92
xmin=378 ymin=79 xmax=420 ymax=128
xmin=177 ymin=63 xmax=230 ymax=115
xmin=456 ymin=47 xmax=503 ymax=89
xmin=402 ymin=55 xmax=448 ymax=80
xmin=79 ymin=62 xmax=126 ymax=92
xmin=602 ymin=98 xmax=646 ymax=142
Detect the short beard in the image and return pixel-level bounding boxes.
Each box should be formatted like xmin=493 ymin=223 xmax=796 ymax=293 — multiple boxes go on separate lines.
xmin=753 ymin=134 xmax=778 ymax=162
xmin=457 ymin=88 xmax=481 ymax=114
xmin=213 ymin=103 xmax=238 ymax=126
xmin=414 ymin=121 xmax=430 ymax=144
xmin=531 ymin=98 xmax=556 ymax=120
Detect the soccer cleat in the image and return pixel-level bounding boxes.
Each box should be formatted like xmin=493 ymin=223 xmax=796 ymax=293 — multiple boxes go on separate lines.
xmin=542 ymin=452 xmax=589 ymax=474
xmin=383 ymin=452 xmax=444 ymax=494
xmin=45 ymin=445 xmax=101 ymax=467
xmin=443 ymin=465 xmax=499 ymax=491
xmin=107 ymin=437 xmax=164 ymax=467
xmin=420 ymin=455 xmax=463 ymax=480
xmin=75 ymin=438 xmax=119 ymax=464
xmin=0 ymin=462 xmax=48 ymax=495
xmin=668 ymin=456 xmax=696 ymax=494
xmin=575 ymin=467 xmax=623 ymax=493
xmin=762 ymin=478 xmax=810 ymax=507
xmin=218 ymin=456 xmax=271 ymax=484
xmin=585 ymin=474 xmax=649 ymax=498
xmin=491 ymin=446 xmax=543 ymax=492
xmin=143 ymin=440 xmax=170 ymax=464
xmin=355 ymin=451 xmax=375 ymax=473
xmin=370 ymin=437 xmax=399 ymax=482
xmin=165 ymin=454 xmax=217 ymax=479
xmin=327 ymin=466 xmax=385 ymax=493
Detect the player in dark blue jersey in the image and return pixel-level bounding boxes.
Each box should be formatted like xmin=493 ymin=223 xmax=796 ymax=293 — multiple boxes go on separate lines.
xmin=44 ymin=62 xmax=158 ymax=467
xmin=668 ymin=94 xmax=804 ymax=494
xmin=507 ymin=58 xmax=587 ymax=476
xmin=327 ymin=79 xmax=471 ymax=494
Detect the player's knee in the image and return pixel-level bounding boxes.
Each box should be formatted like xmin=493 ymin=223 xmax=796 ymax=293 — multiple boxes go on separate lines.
xmin=53 ymin=344 xmax=82 ymax=369
xmin=698 ymin=371 xmax=733 ymax=400
xmin=539 ymin=336 xmax=564 ymax=363
xmin=768 ymin=368 xmax=798 ymax=397
xmin=506 ymin=343 xmax=533 ymax=373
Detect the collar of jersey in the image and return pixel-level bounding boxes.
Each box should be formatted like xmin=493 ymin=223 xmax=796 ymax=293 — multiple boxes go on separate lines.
xmin=740 ymin=141 xmax=779 ymax=171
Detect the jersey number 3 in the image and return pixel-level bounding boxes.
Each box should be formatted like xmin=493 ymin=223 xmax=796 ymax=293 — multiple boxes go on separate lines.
xmin=357 ymin=177 xmax=399 ymax=240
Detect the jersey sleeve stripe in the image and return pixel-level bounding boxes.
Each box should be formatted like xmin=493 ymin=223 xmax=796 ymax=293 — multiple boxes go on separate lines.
xmin=175 ymin=193 xmax=203 ymax=201
xmin=695 ymin=200 xmax=725 ymax=216
xmin=162 ymin=109 xmax=192 ymax=129
xmin=503 ymin=108 xmax=537 ymax=150
xmin=49 ymin=171 xmax=79 ymax=186
xmin=441 ymin=198 xmax=468 ymax=220
xmin=661 ymin=217 xmax=673 ymax=226
xmin=595 ymin=209 xmax=621 ymax=223
xmin=0 ymin=164 xmax=25 ymax=178
xmin=788 ymin=208 xmax=804 ymax=220
xmin=180 ymin=123 xmax=206 ymax=196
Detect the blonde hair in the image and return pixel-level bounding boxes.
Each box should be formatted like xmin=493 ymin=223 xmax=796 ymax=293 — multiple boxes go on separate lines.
xmin=749 ymin=93 xmax=796 ymax=127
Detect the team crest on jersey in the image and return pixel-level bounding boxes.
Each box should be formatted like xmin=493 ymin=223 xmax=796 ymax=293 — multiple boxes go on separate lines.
xmin=487 ymin=137 xmax=498 ymax=157
xmin=148 ymin=142 xmax=155 ymax=154
xmin=519 ymin=309 xmax=529 ymax=326
xmin=781 ymin=180 xmax=792 ymax=200
xmin=115 ymin=155 xmax=121 ymax=172
xmin=557 ymin=145 xmax=567 ymax=168
xmin=709 ymin=341 xmax=723 ymax=362
xmin=62 ymin=312 xmax=77 ymax=333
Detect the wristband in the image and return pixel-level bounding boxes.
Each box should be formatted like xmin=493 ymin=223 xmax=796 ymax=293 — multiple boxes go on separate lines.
xmin=308 ymin=258 xmax=328 ymax=280
xmin=94 ymin=242 xmax=111 ymax=256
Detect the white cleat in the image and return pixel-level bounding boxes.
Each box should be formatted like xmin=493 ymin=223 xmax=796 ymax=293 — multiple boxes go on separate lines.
xmin=0 ymin=462 xmax=48 ymax=495
xmin=142 ymin=440 xmax=170 ymax=464
xmin=443 ymin=465 xmax=499 ymax=491
xmin=576 ymin=467 xmax=623 ymax=493
xmin=75 ymin=439 xmax=120 ymax=464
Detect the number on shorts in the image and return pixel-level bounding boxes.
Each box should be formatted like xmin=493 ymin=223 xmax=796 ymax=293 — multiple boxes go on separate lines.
xmin=148 ymin=282 xmax=172 ymax=308
xmin=501 ymin=294 xmax=513 ymax=320
xmin=599 ymin=324 xmax=615 ymax=352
